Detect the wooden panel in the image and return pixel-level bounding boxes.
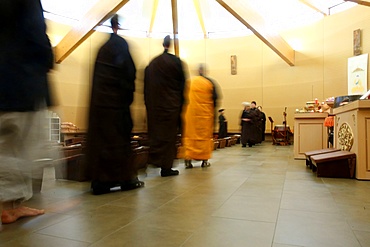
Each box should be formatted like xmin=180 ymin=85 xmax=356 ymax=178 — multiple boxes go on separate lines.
xmin=366 ymin=118 xmax=370 ymax=171
xmin=298 ymin=123 xmax=324 ymax=154
xmin=294 ymin=113 xmax=328 ymax=159
xmin=334 ymin=101 xmax=370 ymax=180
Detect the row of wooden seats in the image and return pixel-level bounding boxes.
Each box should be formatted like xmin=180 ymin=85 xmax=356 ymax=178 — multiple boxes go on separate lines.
xmin=59 ymin=134 xmax=240 ymax=181
xmin=56 ymin=138 xmax=150 ymax=182
xmin=304 ymin=148 xmax=356 ymax=178
xmin=176 ymin=135 xmax=240 ymax=158
xmin=55 ymin=137 xmax=87 ymax=181
xmin=214 ymin=135 xmax=240 ymax=150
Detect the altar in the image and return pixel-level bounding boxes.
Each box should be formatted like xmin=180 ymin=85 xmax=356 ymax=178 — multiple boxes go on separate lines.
xmin=294 ymin=112 xmax=328 ymax=159
xmin=333 ymin=99 xmax=370 ymax=180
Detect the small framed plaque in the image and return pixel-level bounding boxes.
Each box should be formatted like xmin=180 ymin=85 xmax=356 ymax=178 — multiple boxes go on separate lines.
xmin=353 ymin=29 xmax=361 ymax=56
xmin=231 ymin=55 xmax=237 ymax=75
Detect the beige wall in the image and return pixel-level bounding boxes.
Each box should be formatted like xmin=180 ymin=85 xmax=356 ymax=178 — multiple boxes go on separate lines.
xmin=46 ymin=5 xmax=370 ymax=133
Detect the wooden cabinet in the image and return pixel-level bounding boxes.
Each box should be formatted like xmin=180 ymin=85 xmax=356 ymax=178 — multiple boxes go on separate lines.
xmin=294 ymin=113 xmax=328 ymax=159
xmin=333 ymin=100 xmax=370 ymax=180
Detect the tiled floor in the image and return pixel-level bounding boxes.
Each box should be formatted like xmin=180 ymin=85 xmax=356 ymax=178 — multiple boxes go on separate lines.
xmin=1 ymin=142 xmax=370 ymax=247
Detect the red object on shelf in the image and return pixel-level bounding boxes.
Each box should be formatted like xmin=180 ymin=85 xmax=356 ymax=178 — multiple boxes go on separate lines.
xmin=324 ymin=116 xmax=334 ymax=127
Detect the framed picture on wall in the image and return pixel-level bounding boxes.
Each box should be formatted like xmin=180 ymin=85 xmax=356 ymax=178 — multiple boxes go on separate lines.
xmin=231 ymin=55 xmax=237 ymax=75
xmin=353 ymin=29 xmax=361 ymax=56
xmin=348 ymin=53 xmax=368 ymax=95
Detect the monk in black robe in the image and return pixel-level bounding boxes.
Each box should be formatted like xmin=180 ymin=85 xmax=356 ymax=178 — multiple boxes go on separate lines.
xmin=240 ymin=102 xmax=260 ymax=147
xmin=257 ymin=106 xmax=266 ymax=142
xmin=218 ymin=109 xmax=228 ymax=138
xmin=86 ymin=15 xmax=143 ymax=195
xmin=144 ymin=36 xmax=186 ymax=177
xmin=251 ymin=101 xmax=263 ymax=144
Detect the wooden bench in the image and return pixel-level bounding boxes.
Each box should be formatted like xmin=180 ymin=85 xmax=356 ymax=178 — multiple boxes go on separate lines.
xmin=310 ymin=151 xmax=356 ymax=178
xmin=218 ymin=138 xmax=227 ymax=148
xmin=55 ymin=145 xmax=88 ymax=182
xmin=213 ymin=140 xmax=219 ymax=150
xmin=131 ymin=146 xmax=150 ymax=170
xmin=304 ymin=148 xmax=341 ymax=169
xmin=225 ymin=137 xmax=232 ymax=147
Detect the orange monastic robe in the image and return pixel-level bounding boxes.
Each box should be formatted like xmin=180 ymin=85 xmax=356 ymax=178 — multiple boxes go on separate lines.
xmin=182 ymin=76 xmax=215 ymax=160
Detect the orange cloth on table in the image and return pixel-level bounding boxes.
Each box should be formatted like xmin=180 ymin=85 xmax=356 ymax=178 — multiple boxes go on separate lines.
xmin=324 ymin=116 xmax=334 ymax=127
xmin=182 ymin=76 xmax=215 ymax=160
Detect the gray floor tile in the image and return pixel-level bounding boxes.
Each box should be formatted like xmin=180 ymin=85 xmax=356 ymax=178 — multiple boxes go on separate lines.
xmin=1 ymin=142 xmax=370 ymax=247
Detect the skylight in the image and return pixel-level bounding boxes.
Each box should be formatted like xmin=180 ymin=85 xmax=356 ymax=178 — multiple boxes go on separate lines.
xmin=41 ymin=0 xmax=357 ymax=39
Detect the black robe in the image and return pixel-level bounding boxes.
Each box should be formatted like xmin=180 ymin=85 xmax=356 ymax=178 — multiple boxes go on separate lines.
xmin=86 ymin=33 xmax=136 ymax=183
xmin=240 ymin=109 xmax=260 ymax=146
xmin=0 ymin=0 xmax=54 ymax=112
xmin=218 ymin=114 xmax=228 ymax=138
xmin=259 ymin=110 xmax=266 ymax=141
xmin=144 ymin=50 xmax=185 ymax=169
xmin=251 ymin=108 xmax=263 ymax=144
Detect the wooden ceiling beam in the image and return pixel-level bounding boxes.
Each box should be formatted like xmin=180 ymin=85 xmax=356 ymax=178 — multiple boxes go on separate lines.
xmin=193 ymin=0 xmax=207 ymax=38
xmin=171 ymin=0 xmax=180 ymax=57
xmin=148 ymin=0 xmax=159 ymax=36
xmin=55 ymin=0 xmax=130 ymax=63
xmin=298 ymin=0 xmax=327 ymax=16
xmin=344 ymin=0 xmax=370 ymax=7
xmin=216 ymin=0 xmax=295 ymax=66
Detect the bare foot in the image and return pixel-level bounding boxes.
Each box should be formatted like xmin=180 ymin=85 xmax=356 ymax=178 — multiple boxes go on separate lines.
xmin=1 ymin=206 xmax=45 ymax=224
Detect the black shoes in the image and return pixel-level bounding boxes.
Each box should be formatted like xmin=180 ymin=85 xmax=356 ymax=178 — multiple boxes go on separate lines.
xmin=91 ymin=181 xmax=114 ymax=195
xmin=201 ymin=161 xmax=211 ymax=167
xmin=185 ymin=160 xmax=210 ymax=168
xmin=92 ymin=178 xmax=144 ymax=195
xmin=161 ymin=168 xmax=179 ymax=177
xmin=120 ymin=178 xmax=145 ymax=191
xmin=185 ymin=160 xmax=193 ymax=169
xmin=242 ymin=143 xmax=254 ymax=147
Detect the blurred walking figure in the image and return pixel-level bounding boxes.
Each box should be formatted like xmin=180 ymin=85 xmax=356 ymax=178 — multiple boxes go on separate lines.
xmin=144 ymin=35 xmax=186 ymax=177
xmin=182 ymin=64 xmax=219 ymax=168
xmin=86 ymin=14 xmax=144 ymax=195
xmin=0 ymin=0 xmax=54 ymax=226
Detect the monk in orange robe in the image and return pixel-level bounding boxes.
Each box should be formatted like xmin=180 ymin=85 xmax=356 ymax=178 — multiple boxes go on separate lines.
xmin=182 ymin=64 xmax=219 ymax=168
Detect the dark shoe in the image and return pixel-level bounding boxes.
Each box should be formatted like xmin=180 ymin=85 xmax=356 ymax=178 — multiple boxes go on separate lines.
xmin=120 ymin=178 xmax=144 ymax=191
xmin=92 ymin=187 xmax=110 ymax=195
xmin=161 ymin=169 xmax=179 ymax=177
xmin=242 ymin=144 xmax=246 ymax=147
xmin=185 ymin=160 xmax=193 ymax=169
xmin=91 ymin=181 xmax=112 ymax=195
xmin=201 ymin=161 xmax=211 ymax=167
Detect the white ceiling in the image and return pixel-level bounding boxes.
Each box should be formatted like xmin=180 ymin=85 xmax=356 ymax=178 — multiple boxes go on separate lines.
xmin=41 ymin=0 xmax=357 ymax=39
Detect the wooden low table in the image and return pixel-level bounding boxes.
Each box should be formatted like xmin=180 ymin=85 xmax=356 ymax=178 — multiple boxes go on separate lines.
xmin=304 ymin=148 xmax=341 ymax=169
xmin=310 ymin=151 xmax=356 ymax=178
